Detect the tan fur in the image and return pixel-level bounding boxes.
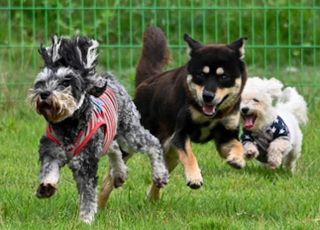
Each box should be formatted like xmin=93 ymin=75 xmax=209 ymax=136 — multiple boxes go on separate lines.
xmin=178 ymin=138 xmax=203 ymax=186
xmin=187 ymin=75 xmax=204 ymax=105
xmin=219 ymin=139 xmax=245 ymax=168
xmin=216 ymin=67 xmax=224 ymax=75
xmin=98 ymin=172 xmax=114 ymax=208
xmin=221 ymin=111 xmax=241 ymax=130
xmin=218 ymin=78 xmax=242 ymax=111
xmin=148 ymin=145 xmax=179 ymax=201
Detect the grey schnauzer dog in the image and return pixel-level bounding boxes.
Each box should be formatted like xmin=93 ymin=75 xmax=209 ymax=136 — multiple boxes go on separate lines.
xmin=29 ymin=36 xmax=168 ymax=223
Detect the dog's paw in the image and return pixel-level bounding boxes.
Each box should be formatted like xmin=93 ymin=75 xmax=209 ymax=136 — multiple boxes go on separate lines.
xmin=185 ymin=170 xmax=203 ymax=189
xmin=153 ymin=169 xmax=169 ymax=188
xmin=111 ymin=167 xmax=128 ymax=188
xmin=267 ymin=159 xmax=282 ymax=170
xmin=244 ymin=143 xmax=259 ymax=159
xmin=36 ymin=183 xmax=57 ymax=198
xmin=80 ymin=211 xmax=95 ymax=224
xmin=227 ymin=155 xmax=246 ymax=169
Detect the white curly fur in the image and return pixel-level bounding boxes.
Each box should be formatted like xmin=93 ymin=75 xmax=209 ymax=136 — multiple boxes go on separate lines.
xmin=240 ymin=77 xmax=308 ymax=172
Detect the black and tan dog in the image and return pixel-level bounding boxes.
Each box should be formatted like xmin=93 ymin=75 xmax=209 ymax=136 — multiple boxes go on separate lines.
xmin=135 ymin=27 xmax=248 ymax=199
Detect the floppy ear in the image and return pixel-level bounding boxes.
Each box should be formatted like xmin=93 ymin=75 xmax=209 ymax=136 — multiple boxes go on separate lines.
xmin=184 ymin=34 xmax=203 ymax=56
xmin=228 ymin=37 xmax=248 ymax=60
xmin=85 ymin=75 xmax=108 ymax=97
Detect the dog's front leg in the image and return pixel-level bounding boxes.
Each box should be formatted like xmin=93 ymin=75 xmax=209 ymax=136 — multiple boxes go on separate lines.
xmin=37 ymin=137 xmax=67 ymax=198
xmin=243 ymin=141 xmax=259 ymax=159
xmin=217 ymin=139 xmax=246 ymax=169
xmin=267 ymin=138 xmax=292 ymax=170
xmin=217 ymin=114 xmax=246 ymax=169
xmin=70 ymin=152 xmax=99 ymax=224
xmin=173 ymin=134 xmax=203 ymax=189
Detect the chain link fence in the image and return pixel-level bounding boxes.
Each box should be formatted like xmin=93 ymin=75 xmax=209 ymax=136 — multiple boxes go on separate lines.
xmin=0 ymin=0 xmax=319 ymax=105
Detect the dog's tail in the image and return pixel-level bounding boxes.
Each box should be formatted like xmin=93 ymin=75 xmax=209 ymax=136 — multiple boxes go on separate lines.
xmin=136 ymin=26 xmax=170 ymax=87
xmin=277 ymin=87 xmax=308 ymax=125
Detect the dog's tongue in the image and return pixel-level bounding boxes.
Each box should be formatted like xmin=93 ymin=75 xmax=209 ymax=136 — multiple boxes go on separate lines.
xmin=244 ymin=116 xmax=255 ymax=129
xmin=202 ymin=104 xmax=216 ymax=116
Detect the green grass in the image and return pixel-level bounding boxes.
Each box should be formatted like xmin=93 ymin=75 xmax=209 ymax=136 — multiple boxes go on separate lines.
xmin=1 ymin=62 xmax=320 ymax=229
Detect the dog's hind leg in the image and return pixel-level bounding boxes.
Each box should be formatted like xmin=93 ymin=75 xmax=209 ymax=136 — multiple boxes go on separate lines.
xmin=108 ymin=141 xmax=128 ymax=188
xmin=118 ymin=126 xmax=169 ymax=189
xmin=99 ymin=144 xmax=132 ymax=209
xmin=98 ymin=171 xmax=114 ymax=209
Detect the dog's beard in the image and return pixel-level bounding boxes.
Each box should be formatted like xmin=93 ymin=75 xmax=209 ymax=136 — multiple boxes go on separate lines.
xmin=29 ymin=89 xmax=81 ymax=123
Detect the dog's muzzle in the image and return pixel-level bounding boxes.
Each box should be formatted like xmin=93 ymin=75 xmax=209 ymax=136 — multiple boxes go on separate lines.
xmin=201 ymin=90 xmax=217 ymax=116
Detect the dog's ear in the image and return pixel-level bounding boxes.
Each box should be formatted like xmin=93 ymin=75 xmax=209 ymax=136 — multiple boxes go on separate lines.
xmin=264 ymin=78 xmax=283 ymax=100
xmin=75 ymin=37 xmax=99 ymax=75
xmin=38 ymin=44 xmax=53 ymax=67
xmin=228 ymin=37 xmax=248 ymax=60
xmin=184 ymin=34 xmax=203 ymax=56
xmin=85 ymin=76 xmax=107 ymax=97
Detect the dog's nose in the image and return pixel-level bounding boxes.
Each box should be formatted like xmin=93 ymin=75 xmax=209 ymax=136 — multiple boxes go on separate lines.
xmin=40 ymin=91 xmax=51 ymax=100
xmin=202 ymin=90 xmax=215 ymax=103
xmin=241 ymin=107 xmax=249 ymax=114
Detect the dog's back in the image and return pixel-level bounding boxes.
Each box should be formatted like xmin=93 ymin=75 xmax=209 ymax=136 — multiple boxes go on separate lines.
xmin=136 ymin=26 xmax=170 ymax=87
xmin=277 ymin=87 xmax=308 ymax=126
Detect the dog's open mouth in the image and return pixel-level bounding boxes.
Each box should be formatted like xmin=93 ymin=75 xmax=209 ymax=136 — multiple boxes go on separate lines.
xmin=202 ymin=104 xmax=216 ymax=116
xmin=243 ymin=115 xmax=256 ymax=129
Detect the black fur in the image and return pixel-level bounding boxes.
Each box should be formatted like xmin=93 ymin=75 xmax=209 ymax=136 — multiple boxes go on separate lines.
xmin=135 ymin=27 xmax=247 ymax=195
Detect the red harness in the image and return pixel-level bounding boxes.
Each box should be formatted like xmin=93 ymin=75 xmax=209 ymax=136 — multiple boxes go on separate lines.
xmin=46 ymin=88 xmax=118 ymax=156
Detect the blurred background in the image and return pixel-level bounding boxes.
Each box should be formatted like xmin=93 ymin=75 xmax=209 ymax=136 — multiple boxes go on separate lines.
xmin=0 ymin=0 xmax=319 ymax=108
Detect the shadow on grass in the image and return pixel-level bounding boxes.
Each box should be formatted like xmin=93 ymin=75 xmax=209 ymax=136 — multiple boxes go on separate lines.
xmin=244 ymin=161 xmax=293 ymax=181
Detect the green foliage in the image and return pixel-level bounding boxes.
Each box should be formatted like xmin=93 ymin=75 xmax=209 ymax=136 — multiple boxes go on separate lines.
xmin=0 ymin=0 xmax=319 ymax=71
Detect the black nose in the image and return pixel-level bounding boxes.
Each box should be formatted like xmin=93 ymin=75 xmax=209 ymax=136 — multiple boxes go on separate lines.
xmin=241 ymin=107 xmax=249 ymax=114
xmin=202 ymin=90 xmax=215 ymax=103
xmin=40 ymin=91 xmax=51 ymax=100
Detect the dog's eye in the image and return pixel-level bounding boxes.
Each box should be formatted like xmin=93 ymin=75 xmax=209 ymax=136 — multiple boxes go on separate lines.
xmin=34 ymin=81 xmax=45 ymax=88
xmin=253 ymin=98 xmax=259 ymax=102
xmin=61 ymin=75 xmax=73 ymax=87
xmin=61 ymin=80 xmax=70 ymax=87
xmin=220 ymin=75 xmax=230 ymax=82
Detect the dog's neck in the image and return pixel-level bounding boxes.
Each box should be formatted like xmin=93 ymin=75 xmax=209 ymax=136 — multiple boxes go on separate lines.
xmin=49 ymin=96 xmax=92 ymax=144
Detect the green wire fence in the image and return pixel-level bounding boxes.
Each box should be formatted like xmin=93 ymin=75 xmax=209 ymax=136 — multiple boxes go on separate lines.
xmin=0 ymin=0 xmax=319 ymax=104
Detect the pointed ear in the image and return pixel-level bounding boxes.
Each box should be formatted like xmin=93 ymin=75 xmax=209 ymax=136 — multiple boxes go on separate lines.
xmin=51 ymin=35 xmax=62 ymax=62
xmin=184 ymin=34 xmax=202 ymax=55
xmin=38 ymin=43 xmax=53 ymax=66
xmin=228 ymin=37 xmax=248 ymax=60
xmin=75 ymin=37 xmax=99 ymax=74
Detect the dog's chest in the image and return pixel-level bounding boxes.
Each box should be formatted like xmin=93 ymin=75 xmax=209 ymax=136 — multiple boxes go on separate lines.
xmin=188 ymin=120 xmax=218 ymax=142
xmin=188 ymin=106 xmax=239 ymax=143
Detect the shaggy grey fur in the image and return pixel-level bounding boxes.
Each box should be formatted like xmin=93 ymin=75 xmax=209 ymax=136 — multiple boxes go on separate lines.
xmin=30 ymin=36 xmax=168 ymax=224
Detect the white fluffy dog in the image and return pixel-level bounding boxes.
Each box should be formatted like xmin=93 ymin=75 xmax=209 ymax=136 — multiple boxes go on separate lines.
xmin=240 ymin=77 xmax=308 ymax=172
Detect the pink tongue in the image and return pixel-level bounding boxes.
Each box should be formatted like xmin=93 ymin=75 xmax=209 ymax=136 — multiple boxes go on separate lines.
xmin=244 ymin=116 xmax=255 ymax=129
xmin=202 ymin=105 xmax=216 ymax=116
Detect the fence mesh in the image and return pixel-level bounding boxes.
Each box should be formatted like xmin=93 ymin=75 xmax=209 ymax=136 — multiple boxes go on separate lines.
xmin=0 ymin=0 xmax=319 ymax=104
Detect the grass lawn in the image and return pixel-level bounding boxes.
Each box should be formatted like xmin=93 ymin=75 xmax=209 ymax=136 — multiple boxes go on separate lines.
xmin=0 ymin=64 xmax=320 ymax=229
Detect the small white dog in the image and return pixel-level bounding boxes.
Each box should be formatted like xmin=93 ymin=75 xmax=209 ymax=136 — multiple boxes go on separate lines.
xmin=240 ymin=77 xmax=308 ymax=172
